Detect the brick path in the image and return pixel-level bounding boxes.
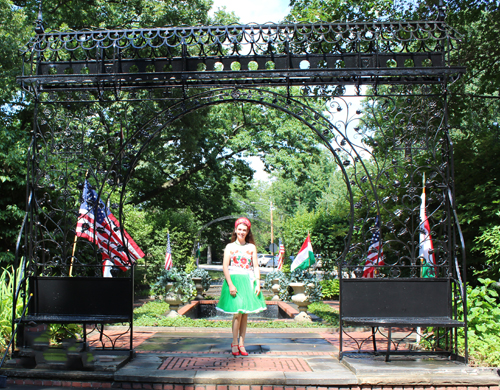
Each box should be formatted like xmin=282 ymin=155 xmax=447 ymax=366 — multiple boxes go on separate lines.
xmin=87 ymin=331 xmax=156 ymax=349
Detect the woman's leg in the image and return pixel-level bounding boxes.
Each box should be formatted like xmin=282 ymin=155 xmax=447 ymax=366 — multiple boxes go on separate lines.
xmin=238 ymin=314 xmax=248 ymax=350
xmin=232 ymin=314 xmax=241 ymax=353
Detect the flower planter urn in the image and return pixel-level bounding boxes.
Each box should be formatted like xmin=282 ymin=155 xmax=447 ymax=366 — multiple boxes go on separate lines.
xmin=192 ymin=277 xmax=205 ymax=300
xmin=164 ymin=283 xmax=183 ymax=317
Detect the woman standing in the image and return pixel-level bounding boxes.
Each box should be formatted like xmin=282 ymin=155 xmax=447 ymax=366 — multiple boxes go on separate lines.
xmin=216 ymin=217 xmax=267 ymax=356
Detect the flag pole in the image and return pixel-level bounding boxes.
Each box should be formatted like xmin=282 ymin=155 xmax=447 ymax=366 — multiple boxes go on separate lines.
xmin=421 ymin=172 xmax=426 ymax=277
xmin=416 ymin=173 xmax=426 ymax=343
xmin=69 ymin=233 xmax=78 ymax=277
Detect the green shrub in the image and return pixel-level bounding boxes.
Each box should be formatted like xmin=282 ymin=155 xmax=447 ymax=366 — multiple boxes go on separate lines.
xmin=152 ymin=267 xmax=196 ymax=302
xmin=184 ymin=256 xmax=197 ymax=274
xmin=320 ymin=278 xmax=339 ymax=299
xmin=263 ymin=270 xmax=288 ymax=300
xmin=458 ymin=278 xmax=500 ymax=366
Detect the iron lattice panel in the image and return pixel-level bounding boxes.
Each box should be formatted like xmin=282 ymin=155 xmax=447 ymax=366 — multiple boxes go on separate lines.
xmin=28 ymin=85 xmax=458 ymax=281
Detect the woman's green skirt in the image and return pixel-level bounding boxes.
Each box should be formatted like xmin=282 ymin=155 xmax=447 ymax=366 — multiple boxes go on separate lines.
xmin=216 ymin=273 xmax=267 ymax=314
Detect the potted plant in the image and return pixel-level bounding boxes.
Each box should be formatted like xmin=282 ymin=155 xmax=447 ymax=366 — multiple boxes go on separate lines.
xmin=188 ymin=268 xmax=212 ymax=300
xmin=153 ymin=267 xmax=196 ymax=316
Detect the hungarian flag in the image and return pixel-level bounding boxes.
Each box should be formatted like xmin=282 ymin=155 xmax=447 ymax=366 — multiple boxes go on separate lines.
xmin=277 ymin=238 xmax=285 ymax=271
xmin=291 ymin=234 xmax=315 ymax=271
xmin=76 ymin=180 xmax=144 ymax=277
xmin=363 ymin=215 xmax=385 ymax=278
xmin=419 ymin=184 xmax=436 ymax=277
xmin=164 ymin=232 xmax=173 ymax=271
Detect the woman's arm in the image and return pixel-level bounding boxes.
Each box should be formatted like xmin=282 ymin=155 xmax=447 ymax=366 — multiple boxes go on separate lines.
xmin=252 ymin=245 xmax=261 ymax=295
xmin=222 ymin=245 xmax=237 ymax=296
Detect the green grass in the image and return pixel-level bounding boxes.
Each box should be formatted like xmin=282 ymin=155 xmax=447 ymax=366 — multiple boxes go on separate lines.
xmin=133 ymin=300 xmax=338 ymax=328
xmin=308 ymin=302 xmax=340 ymax=327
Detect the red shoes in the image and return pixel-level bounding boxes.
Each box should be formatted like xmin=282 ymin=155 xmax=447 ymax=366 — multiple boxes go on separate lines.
xmin=231 ymin=344 xmax=249 ymax=356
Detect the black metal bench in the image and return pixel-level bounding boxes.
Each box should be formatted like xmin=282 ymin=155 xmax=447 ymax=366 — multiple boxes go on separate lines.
xmin=17 ymin=276 xmax=134 ymax=359
xmin=339 ymin=278 xmax=465 ymax=361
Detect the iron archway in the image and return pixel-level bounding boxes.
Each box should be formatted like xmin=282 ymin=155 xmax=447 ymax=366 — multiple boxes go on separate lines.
xmin=7 ymin=13 xmax=469 ymax=365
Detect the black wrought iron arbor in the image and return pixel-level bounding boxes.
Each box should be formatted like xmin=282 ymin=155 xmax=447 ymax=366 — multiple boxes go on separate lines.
xmin=8 ymin=11 xmax=468 ymax=367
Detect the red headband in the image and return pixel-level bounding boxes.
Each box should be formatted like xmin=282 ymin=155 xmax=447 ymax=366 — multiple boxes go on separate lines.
xmin=235 ymin=217 xmax=251 ymax=229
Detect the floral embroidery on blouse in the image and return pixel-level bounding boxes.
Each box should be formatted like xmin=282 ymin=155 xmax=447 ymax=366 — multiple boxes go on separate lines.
xmin=230 ymin=248 xmax=254 ymax=271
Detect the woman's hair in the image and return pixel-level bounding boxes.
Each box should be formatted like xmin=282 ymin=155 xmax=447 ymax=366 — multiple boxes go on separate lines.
xmin=230 ymin=227 xmax=256 ymax=245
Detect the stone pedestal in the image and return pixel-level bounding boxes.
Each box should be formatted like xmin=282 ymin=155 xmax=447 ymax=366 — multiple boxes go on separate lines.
xmin=271 ymin=278 xmax=281 ymax=301
xmin=289 ymin=282 xmax=312 ymax=322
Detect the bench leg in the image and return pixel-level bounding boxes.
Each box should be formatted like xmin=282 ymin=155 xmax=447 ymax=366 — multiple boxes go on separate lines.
xmin=371 ymin=327 xmax=377 ymax=352
xmin=385 ymin=327 xmax=392 ymax=362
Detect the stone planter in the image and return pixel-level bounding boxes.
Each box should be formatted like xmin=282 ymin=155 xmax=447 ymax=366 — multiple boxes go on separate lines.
xmin=271 ymin=278 xmax=281 ymax=301
xmin=164 ymin=282 xmax=184 ymax=317
xmin=289 ymin=282 xmax=312 ymax=322
xmin=192 ymin=277 xmax=205 ymax=300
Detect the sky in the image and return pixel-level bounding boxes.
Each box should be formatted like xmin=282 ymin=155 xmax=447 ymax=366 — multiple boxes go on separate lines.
xmin=209 ymin=0 xmax=291 ymax=24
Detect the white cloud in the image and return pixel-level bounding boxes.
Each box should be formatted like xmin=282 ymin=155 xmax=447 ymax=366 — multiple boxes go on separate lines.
xmin=210 ymin=0 xmax=291 ymax=24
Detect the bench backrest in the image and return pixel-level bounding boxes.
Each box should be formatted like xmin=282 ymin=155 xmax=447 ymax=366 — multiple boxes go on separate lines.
xmin=29 ymin=276 xmax=133 ymax=318
xmin=340 ymin=278 xmax=452 ymax=318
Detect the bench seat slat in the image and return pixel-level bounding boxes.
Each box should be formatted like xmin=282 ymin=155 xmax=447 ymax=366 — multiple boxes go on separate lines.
xmin=343 ymin=316 xmax=464 ymax=327
xmin=17 ymin=314 xmax=131 ymax=324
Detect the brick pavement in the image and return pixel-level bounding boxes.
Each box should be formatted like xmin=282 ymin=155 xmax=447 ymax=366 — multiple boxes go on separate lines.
xmin=4 ymin=327 xmax=500 ymax=389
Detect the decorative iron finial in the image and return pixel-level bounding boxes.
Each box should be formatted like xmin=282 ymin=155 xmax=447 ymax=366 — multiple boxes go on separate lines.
xmin=34 ymin=0 xmax=44 ymax=34
xmin=438 ymin=0 xmax=447 ymax=21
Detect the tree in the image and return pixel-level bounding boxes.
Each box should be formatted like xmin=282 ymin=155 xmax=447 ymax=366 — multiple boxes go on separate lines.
xmin=0 ymin=0 xmax=32 ymax=266
xmin=0 ymin=0 xmax=241 ymax=268
xmin=442 ymin=0 xmax=500 ymax=282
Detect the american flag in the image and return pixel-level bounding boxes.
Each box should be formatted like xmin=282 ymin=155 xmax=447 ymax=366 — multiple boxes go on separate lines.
xmin=76 ymin=180 xmax=144 ymax=276
xmin=277 ymin=238 xmax=285 ymax=271
xmin=363 ymin=215 xmax=385 ymax=278
xmin=164 ymin=232 xmax=173 ymax=270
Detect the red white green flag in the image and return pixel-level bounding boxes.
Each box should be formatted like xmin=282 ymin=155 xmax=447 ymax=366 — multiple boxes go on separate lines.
xmin=291 ymin=234 xmax=315 ymax=271
xmin=420 ymin=183 xmax=436 ymax=277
